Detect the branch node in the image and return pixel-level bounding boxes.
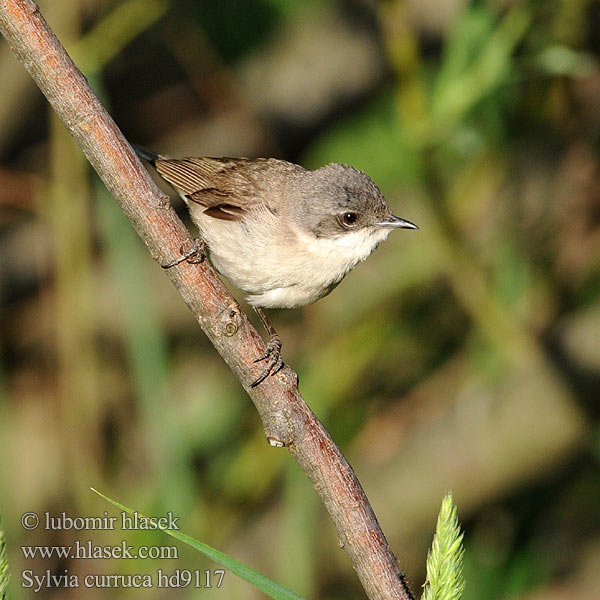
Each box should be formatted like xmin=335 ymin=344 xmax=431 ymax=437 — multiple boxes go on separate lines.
xmin=220 ymin=304 xmax=242 ymax=337
xmin=266 ymin=436 xmax=285 ymax=447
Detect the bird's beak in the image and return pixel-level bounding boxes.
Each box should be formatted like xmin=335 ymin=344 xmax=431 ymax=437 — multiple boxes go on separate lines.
xmin=376 ymin=215 xmax=419 ymax=229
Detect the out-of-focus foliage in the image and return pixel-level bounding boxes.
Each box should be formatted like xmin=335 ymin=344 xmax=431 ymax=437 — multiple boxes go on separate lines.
xmin=1 ymin=1 xmax=599 ymax=599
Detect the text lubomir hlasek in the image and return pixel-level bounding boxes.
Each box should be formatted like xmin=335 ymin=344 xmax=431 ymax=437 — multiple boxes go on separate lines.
xmin=42 ymin=511 xmax=179 ymax=530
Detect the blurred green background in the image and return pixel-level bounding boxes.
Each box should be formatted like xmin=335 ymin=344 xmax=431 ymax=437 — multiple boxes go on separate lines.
xmin=1 ymin=0 xmax=599 ymax=598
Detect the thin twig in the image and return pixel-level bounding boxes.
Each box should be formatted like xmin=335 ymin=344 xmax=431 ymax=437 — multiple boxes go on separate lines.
xmin=0 ymin=2 xmax=415 ymax=598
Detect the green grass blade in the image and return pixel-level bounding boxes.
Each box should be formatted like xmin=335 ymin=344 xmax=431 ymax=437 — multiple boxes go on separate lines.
xmin=91 ymin=488 xmax=304 ymax=600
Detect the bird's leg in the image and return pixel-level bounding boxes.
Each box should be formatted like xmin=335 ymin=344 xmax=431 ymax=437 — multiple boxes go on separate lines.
xmin=251 ymin=307 xmax=284 ymax=387
xmin=161 ymin=238 xmax=206 ymax=269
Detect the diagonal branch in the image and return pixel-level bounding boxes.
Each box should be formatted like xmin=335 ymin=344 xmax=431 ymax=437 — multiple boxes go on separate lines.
xmin=0 ymin=1 xmax=415 ymax=598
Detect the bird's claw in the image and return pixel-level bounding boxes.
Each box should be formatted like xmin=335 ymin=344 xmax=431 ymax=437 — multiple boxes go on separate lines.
xmin=162 ymin=238 xmax=206 ymax=269
xmin=251 ymin=338 xmax=284 ymax=387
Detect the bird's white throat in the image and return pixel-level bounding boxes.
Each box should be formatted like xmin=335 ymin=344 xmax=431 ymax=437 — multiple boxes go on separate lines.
xmin=296 ymin=226 xmax=391 ymax=274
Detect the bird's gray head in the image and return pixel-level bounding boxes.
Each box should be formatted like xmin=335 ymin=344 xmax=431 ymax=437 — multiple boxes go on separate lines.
xmin=294 ymin=163 xmax=417 ymax=238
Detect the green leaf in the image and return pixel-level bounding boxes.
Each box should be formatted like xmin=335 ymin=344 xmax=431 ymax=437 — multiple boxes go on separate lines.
xmin=91 ymin=489 xmax=305 ymax=600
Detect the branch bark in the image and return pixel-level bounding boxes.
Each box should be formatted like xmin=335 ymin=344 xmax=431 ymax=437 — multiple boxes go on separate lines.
xmin=0 ymin=2 xmax=415 ymax=598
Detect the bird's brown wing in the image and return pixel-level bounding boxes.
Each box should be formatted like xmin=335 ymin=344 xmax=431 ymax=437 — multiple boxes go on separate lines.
xmin=154 ymin=157 xmax=269 ymax=221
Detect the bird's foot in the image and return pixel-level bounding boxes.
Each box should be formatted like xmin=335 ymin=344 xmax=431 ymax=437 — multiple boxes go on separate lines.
xmin=161 ymin=238 xmax=206 ymax=269
xmin=251 ymin=337 xmax=284 ymax=387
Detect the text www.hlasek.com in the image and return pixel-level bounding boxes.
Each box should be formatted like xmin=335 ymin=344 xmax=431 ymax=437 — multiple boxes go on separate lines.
xmin=22 ymin=540 xmax=178 ymax=560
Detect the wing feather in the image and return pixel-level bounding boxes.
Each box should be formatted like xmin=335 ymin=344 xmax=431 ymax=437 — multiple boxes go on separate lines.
xmin=153 ymin=156 xmax=303 ymax=222
xmin=154 ymin=157 xmax=264 ymax=221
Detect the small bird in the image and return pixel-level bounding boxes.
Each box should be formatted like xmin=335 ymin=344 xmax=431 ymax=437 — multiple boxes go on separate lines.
xmin=134 ymin=146 xmax=417 ymax=386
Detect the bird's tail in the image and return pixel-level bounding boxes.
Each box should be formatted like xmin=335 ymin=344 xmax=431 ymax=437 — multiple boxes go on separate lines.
xmin=131 ymin=144 xmax=160 ymax=164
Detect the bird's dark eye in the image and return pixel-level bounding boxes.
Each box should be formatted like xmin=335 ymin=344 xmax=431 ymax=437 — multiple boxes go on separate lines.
xmin=342 ymin=212 xmax=358 ymax=226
